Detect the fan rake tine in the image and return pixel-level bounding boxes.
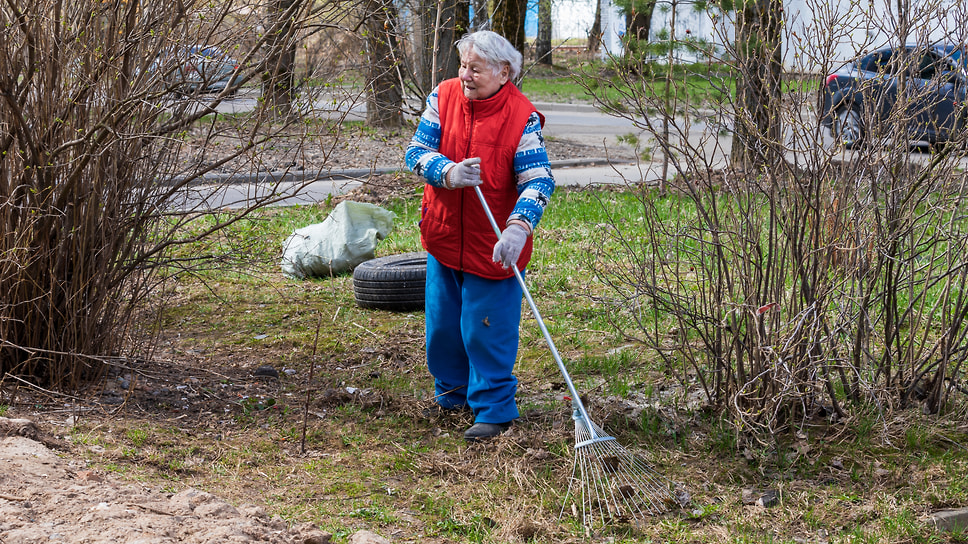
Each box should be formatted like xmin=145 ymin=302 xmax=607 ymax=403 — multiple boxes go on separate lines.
xmin=563 ymin=414 xmax=677 ymax=529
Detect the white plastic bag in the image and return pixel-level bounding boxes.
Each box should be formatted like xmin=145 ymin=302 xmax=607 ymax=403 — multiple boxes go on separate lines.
xmin=281 ymin=201 xmax=396 ymax=278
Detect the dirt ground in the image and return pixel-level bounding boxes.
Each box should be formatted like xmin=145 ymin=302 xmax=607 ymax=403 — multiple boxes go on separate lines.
xmin=0 ymin=131 xmax=631 ymax=544
xmin=0 ymin=420 xmax=333 ymax=543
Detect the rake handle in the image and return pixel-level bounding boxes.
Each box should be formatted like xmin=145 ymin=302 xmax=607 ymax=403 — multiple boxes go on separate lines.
xmin=472 ymin=186 xmax=600 ymax=441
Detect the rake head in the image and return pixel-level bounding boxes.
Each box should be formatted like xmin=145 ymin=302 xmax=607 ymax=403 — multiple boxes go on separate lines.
xmin=561 ymin=406 xmax=683 ymax=530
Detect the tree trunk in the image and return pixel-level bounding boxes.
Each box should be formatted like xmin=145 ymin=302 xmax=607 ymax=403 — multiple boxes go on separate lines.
xmin=436 ymin=0 xmax=469 ymax=83
xmin=625 ymin=0 xmax=654 ymax=42
xmin=263 ymin=0 xmax=299 ymax=117
xmin=612 ymin=0 xmax=655 ymax=57
xmin=493 ymin=0 xmax=528 ymax=55
xmin=365 ymin=0 xmax=404 ymax=128
xmin=588 ymin=0 xmax=602 ymax=54
xmin=535 ymin=0 xmax=552 ymax=65
xmin=729 ymin=0 xmax=784 ymax=171
xmin=416 ymin=0 xmax=468 ymax=92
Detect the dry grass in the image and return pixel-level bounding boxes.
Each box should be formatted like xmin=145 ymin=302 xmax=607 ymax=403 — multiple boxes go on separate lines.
xmin=2 ymin=178 xmax=968 ymax=543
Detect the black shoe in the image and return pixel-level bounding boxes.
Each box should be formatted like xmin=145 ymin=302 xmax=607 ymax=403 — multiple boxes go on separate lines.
xmin=463 ymin=421 xmax=512 ymax=442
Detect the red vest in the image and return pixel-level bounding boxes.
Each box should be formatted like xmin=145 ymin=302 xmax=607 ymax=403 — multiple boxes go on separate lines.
xmin=420 ymin=78 xmax=541 ymax=279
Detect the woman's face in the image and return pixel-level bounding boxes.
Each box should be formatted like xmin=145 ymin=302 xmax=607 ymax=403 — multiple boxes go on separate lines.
xmin=459 ymin=48 xmax=509 ymax=100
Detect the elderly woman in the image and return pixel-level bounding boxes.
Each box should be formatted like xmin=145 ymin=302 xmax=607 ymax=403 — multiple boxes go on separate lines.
xmin=405 ymin=31 xmax=556 ymax=441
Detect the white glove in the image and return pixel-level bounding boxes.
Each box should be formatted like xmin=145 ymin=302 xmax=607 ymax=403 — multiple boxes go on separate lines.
xmin=492 ymin=223 xmax=529 ymax=269
xmin=445 ymin=157 xmax=482 ymax=189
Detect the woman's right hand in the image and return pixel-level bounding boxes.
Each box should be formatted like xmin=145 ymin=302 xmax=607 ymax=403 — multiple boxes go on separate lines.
xmin=445 ymin=157 xmax=483 ymax=189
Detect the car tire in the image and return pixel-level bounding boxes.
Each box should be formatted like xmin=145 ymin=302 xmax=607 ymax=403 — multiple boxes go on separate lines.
xmin=832 ymin=106 xmax=864 ymax=149
xmin=352 ymin=252 xmax=427 ymax=312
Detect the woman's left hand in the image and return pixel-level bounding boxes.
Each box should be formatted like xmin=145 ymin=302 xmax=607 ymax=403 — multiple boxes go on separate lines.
xmin=492 ymin=224 xmax=529 ymax=269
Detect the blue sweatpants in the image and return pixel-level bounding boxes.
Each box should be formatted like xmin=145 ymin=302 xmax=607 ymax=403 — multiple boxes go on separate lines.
xmin=425 ymin=253 xmax=523 ymax=424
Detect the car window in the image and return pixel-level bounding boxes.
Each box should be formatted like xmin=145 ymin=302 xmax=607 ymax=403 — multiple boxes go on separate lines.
xmin=862 ymin=50 xmax=896 ymax=74
xmin=915 ymin=50 xmax=947 ymax=80
xmin=860 ymin=48 xmax=957 ymax=81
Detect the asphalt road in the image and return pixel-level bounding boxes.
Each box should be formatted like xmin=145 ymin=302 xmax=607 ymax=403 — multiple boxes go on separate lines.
xmin=176 ymin=91 xmax=710 ymax=209
xmin=175 ymin=89 xmax=966 ymax=210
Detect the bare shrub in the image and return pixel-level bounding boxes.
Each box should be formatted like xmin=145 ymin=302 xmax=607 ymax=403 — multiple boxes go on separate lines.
xmin=579 ymin=0 xmax=968 ymax=441
xmin=0 ymin=0 xmax=361 ymax=389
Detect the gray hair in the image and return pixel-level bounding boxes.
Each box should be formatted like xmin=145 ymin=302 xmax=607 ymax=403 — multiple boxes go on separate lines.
xmin=455 ymin=31 xmax=522 ymax=80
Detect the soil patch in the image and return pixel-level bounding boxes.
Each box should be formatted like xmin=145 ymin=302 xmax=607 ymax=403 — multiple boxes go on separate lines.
xmin=0 ymin=422 xmax=331 ymax=543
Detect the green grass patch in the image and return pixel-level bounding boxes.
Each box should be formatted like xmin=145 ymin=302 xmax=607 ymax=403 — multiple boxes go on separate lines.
xmin=36 ymin=176 xmax=968 ymax=544
xmin=520 ymin=60 xmax=734 ymax=107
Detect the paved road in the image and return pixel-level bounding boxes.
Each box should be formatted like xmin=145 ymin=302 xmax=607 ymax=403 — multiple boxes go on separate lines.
xmin=178 ymin=90 xmax=964 ymax=209
xmin=178 ymin=92 xmax=710 ymax=209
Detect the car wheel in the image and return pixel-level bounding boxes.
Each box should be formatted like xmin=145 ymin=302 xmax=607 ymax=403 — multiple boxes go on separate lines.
xmin=832 ymin=106 xmax=864 ymax=149
xmin=352 ymin=252 xmax=427 ymax=312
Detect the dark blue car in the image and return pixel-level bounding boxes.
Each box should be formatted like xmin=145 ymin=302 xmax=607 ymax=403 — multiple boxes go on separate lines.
xmin=821 ymin=44 xmax=968 ymax=149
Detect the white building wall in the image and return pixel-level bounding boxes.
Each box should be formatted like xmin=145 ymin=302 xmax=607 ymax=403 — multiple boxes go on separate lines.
xmin=551 ymin=0 xmax=625 ymax=57
xmin=551 ymin=0 xmax=597 ymax=41
xmin=550 ymin=0 xmax=968 ymax=71
xmin=784 ymin=0 xmax=968 ymax=71
xmin=599 ymin=0 xmax=626 ymax=56
xmin=649 ymin=0 xmax=968 ymax=72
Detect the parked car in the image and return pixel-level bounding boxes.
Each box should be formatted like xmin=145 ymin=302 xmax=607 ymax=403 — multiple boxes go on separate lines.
xmin=821 ymin=44 xmax=968 ymax=149
xmin=151 ymin=46 xmax=240 ymax=94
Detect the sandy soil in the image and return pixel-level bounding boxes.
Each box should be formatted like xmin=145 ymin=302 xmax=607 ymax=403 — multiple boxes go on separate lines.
xmin=0 ymin=418 xmax=333 ymax=543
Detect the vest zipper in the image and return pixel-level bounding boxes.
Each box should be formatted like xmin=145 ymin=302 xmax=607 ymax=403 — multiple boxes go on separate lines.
xmin=459 ymin=103 xmax=476 ymax=272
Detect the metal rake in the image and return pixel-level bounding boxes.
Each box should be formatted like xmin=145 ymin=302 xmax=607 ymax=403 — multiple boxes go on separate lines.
xmin=473 ymin=187 xmax=680 ymax=530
